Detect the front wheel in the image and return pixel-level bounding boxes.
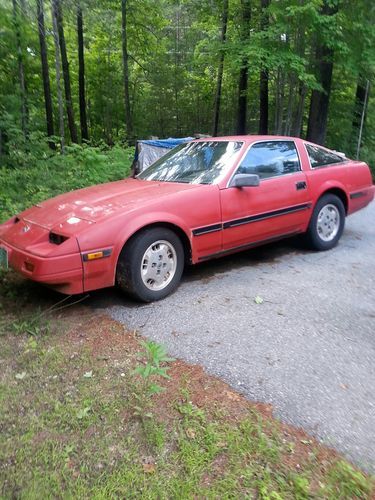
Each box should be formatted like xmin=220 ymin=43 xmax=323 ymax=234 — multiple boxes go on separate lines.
xmin=116 ymin=227 xmax=184 ymax=302
xmin=304 ymin=194 xmax=345 ymax=251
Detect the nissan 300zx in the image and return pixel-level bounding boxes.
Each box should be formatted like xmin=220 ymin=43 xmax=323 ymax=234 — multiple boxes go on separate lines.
xmin=0 ymin=136 xmax=373 ymax=302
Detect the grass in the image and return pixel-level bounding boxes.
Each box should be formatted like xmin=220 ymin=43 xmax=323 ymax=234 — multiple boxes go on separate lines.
xmin=0 ymin=273 xmax=374 ymax=498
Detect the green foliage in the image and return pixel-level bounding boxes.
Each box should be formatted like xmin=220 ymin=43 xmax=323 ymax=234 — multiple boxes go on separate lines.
xmin=0 ymin=0 xmax=374 ymax=155
xmin=131 ymin=341 xmax=175 ymax=417
xmin=12 ymin=315 xmax=50 ymax=337
xmin=324 ymin=460 xmax=373 ymax=498
xmin=0 ymin=143 xmax=134 ymax=223
xmin=134 ymin=340 xmax=175 ymax=395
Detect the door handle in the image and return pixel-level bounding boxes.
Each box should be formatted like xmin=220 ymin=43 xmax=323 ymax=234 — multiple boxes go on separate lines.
xmin=296 ymin=181 xmax=307 ymax=190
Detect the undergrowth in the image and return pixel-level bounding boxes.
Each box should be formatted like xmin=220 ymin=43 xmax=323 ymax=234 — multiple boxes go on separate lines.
xmin=0 ymin=142 xmax=134 ymax=223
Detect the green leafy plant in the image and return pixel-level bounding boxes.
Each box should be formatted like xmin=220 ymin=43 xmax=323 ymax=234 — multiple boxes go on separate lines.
xmin=131 ymin=340 xmax=174 ymax=417
xmin=12 ymin=316 xmax=50 ymax=337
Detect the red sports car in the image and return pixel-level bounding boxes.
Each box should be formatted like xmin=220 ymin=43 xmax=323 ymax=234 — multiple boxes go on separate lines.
xmin=0 ymin=136 xmax=374 ymax=302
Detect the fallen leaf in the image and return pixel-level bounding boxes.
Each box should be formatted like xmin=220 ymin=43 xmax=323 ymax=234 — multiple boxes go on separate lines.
xmin=142 ymin=463 xmax=156 ymax=474
xmin=225 ymin=390 xmax=241 ymax=401
xmin=185 ymin=428 xmax=196 ymax=439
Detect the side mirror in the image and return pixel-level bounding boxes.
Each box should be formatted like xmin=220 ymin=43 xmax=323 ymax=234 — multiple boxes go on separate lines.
xmin=230 ymin=173 xmax=260 ymax=188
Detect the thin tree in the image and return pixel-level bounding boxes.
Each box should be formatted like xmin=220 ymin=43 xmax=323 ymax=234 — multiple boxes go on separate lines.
xmin=212 ymin=0 xmax=229 ymax=137
xmin=56 ymin=0 xmax=78 ymax=143
xmin=258 ymin=0 xmax=270 ymax=134
xmin=121 ymin=0 xmax=133 ymax=141
xmin=290 ymin=27 xmax=306 ymax=137
xmin=77 ymin=3 xmax=89 ymax=141
xmin=51 ymin=0 xmax=65 ymax=152
xmin=306 ymin=1 xmax=338 ymax=145
xmin=12 ymin=0 xmax=29 ymax=140
xmin=352 ymin=77 xmax=369 ymax=132
xmin=236 ymin=0 xmax=251 ymax=135
xmin=353 ymin=78 xmax=370 ymax=159
xmin=37 ymin=0 xmax=55 ymax=148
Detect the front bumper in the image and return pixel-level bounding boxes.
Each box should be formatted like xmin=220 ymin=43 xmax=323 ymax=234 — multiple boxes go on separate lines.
xmin=0 ymin=239 xmax=84 ymax=295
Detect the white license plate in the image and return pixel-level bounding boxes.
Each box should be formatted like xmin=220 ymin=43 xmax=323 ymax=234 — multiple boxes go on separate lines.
xmin=0 ymin=247 xmax=8 ymax=270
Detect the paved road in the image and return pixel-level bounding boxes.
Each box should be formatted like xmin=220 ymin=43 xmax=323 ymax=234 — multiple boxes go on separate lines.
xmin=92 ymin=202 xmax=375 ymax=472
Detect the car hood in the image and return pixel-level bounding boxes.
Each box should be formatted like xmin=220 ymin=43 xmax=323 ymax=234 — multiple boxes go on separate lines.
xmin=19 ymin=178 xmax=199 ymax=231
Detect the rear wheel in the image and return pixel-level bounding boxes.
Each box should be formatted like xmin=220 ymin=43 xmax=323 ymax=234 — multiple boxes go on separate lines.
xmin=116 ymin=227 xmax=184 ymax=302
xmin=304 ymin=194 xmax=345 ymax=251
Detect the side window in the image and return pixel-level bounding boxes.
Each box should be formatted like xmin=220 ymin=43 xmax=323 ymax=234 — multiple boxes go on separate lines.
xmin=237 ymin=141 xmax=301 ymax=179
xmin=306 ymin=144 xmax=344 ymax=168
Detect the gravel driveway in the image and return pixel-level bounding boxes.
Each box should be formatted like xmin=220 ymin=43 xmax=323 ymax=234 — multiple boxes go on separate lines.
xmin=93 ymin=202 xmax=375 ymax=472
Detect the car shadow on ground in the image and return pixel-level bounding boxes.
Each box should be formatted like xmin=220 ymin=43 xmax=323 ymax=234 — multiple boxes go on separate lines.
xmin=88 ymin=236 xmax=311 ymax=310
xmin=2 ymin=236 xmax=311 ymax=313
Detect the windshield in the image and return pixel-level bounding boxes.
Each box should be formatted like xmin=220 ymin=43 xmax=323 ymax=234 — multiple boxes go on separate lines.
xmin=138 ymin=141 xmax=243 ymax=185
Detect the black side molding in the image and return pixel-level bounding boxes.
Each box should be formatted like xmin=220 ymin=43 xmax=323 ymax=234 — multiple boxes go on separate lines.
xmin=222 ymin=203 xmax=311 ymax=230
xmin=192 ymin=223 xmax=222 ymax=236
xmin=350 ymin=191 xmax=366 ymax=200
xmin=193 ymin=203 xmax=312 ymax=237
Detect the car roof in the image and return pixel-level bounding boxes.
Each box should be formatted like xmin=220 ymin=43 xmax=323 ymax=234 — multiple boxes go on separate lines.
xmin=193 ymin=135 xmax=301 ymax=143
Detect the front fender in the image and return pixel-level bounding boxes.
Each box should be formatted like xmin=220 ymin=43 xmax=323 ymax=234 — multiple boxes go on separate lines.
xmin=78 ymin=212 xmax=192 ymax=292
xmin=113 ymin=212 xmax=192 ymax=264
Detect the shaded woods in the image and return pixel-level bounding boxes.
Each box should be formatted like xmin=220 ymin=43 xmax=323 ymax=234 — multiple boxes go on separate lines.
xmin=0 ymin=0 xmax=374 ymax=166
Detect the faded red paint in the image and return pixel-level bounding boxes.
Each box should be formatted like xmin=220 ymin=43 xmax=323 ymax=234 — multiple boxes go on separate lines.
xmin=0 ymin=136 xmax=373 ymax=295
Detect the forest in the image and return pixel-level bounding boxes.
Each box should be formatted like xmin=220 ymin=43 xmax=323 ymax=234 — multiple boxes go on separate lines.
xmin=0 ymin=0 xmax=374 ymax=175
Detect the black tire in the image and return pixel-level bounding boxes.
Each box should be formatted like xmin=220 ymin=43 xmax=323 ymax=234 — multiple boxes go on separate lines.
xmin=304 ymin=194 xmax=345 ymax=251
xmin=116 ymin=227 xmax=184 ymax=302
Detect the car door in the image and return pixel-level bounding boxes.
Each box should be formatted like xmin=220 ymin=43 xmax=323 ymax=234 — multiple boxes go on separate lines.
xmin=220 ymin=140 xmax=311 ymax=251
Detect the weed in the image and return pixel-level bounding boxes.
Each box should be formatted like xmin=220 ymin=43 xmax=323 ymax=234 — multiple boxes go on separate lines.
xmin=131 ymin=341 xmax=174 ymax=418
xmin=12 ymin=315 xmax=50 ymax=336
xmin=324 ymin=460 xmax=372 ymax=498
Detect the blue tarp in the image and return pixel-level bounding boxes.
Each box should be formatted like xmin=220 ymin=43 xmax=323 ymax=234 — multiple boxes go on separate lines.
xmin=137 ymin=137 xmax=194 ymax=150
xmin=134 ymin=137 xmax=193 ymax=162
xmin=133 ymin=137 xmax=194 ymax=173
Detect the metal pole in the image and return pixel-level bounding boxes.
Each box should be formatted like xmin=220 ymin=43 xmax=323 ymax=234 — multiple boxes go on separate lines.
xmin=356 ymin=79 xmax=370 ymax=160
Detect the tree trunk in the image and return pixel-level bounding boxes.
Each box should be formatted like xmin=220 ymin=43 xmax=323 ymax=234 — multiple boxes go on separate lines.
xmin=274 ymin=68 xmax=285 ymax=134
xmin=352 ymin=77 xmax=368 ymax=131
xmin=12 ymin=0 xmax=29 ymax=141
xmin=236 ymin=0 xmax=251 ymax=135
xmin=306 ymin=1 xmax=338 ymax=145
xmin=121 ymin=0 xmax=133 ymax=141
xmin=77 ymin=4 xmax=89 ymax=142
xmin=212 ymin=0 xmax=228 ymax=136
xmin=283 ymin=74 xmax=295 ymax=135
xmin=353 ymin=78 xmax=370 ymax=159
xmin=174 ymin=5 xmax=181 ymax=136
xmin=37 ymin=0 xmax=55 ymax=148
xmin=258 ymin=0 xmax=270 ymax=134
xmin=51 ymin=0 xmax=65 ymax=152
xmin=290 ymin=20 xmax=306 ymax=137
xmin=290 ymin=81 xmax=306 ymax=137
xmin=56 ymin=0 xmax=78 ymax=143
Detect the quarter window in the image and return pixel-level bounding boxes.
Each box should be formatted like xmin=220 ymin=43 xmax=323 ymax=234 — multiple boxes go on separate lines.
xmin=305 ymin=144 xmax=345 ymax=168
xmin=237 ymin=141 xmax=301 ymax=179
